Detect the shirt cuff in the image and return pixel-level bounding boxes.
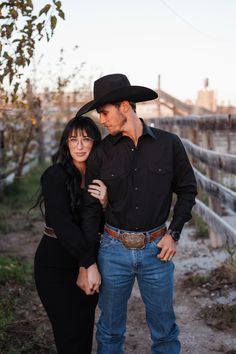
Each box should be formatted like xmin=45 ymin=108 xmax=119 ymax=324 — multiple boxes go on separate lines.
xmin=168 ymin=216 xmax=185 ymax=234
xmin=80 ymin=248 xmax=96 ymax=268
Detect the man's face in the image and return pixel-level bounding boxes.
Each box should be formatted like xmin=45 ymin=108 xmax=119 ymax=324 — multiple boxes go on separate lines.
xmin=97 ymin=103 xmax=127 ymax=135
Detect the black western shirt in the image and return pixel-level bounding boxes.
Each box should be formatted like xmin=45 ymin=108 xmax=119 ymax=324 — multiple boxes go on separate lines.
xmin=84 ymin=120 xmax=197 ymax=239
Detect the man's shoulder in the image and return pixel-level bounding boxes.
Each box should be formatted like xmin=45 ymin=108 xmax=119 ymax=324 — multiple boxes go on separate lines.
xmin=101 ymin=133 xmax=115 ymax=144
xmin=150 ymin=126 xmax=179 ymax=142
xmin=95 ymin=134 xmax=116 ymax=151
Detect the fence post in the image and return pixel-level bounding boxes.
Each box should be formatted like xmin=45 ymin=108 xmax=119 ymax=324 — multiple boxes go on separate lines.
xmin=185 ymin=124 xmax=199 ymax=167
xmin=201 ymin=129 xmax=223 ymax=247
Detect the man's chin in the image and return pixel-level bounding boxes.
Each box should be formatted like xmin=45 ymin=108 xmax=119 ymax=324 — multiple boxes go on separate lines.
xmin=107 ymin=128 xmax=120 ymax=136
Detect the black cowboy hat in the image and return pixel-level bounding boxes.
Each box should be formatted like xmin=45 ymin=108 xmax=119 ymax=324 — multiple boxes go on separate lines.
xmin=77 ymin=73 xmax=158 ymax=116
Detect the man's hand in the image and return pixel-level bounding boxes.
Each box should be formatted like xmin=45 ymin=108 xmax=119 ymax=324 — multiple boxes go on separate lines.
xmin=76 ymin=267 xmax=96 ymax=295
xmin=87 ymin=263 xmax=101 ymax=293
xmin=157 ymin=233 xmax=177 ymax=261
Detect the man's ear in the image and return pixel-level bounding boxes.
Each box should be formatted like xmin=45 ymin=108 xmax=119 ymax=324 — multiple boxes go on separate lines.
xmin=120 ymin=100 xmax=130 ymax=113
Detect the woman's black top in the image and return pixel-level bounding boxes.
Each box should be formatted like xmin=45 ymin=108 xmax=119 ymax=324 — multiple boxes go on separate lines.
xmin=41 ymin=163 xmax=99 ymax=268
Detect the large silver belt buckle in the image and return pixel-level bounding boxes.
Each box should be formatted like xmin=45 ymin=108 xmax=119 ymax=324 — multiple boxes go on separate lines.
xmin=122 ymin=233 xmax=145 ymax=249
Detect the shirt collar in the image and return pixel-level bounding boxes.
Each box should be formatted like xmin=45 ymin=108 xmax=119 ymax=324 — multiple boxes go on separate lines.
xmin=141 ymin=119 xmax=157 ymax=140
xmin=110 ymin=118 xmax=157 ymax=145
xmin=111 ymin=132 xmax=123 ymax=144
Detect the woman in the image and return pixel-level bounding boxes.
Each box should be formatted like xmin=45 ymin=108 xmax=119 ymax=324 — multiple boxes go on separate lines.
xmin=34 ymin=115 xmax=106 ymax=354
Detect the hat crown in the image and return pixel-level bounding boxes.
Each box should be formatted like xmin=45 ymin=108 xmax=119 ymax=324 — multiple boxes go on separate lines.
xmin=94 ymin=74 xmax=130 ymax=100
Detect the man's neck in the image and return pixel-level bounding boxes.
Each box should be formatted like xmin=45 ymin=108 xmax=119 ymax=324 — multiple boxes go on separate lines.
xmin=122 ymin=116 xmax=143 ymax=146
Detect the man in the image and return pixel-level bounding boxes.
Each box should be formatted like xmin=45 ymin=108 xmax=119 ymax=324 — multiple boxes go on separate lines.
xmin=78 ymin=73 xmax=197 ymax=354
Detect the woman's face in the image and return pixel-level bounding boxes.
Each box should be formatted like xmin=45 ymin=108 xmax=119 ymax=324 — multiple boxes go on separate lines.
xmin=67 ymin=129 xmax=94 ymax=164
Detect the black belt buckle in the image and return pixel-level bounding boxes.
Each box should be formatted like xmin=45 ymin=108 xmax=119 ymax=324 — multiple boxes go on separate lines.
xmin=121 ymin=232 xmax=145 ymax=249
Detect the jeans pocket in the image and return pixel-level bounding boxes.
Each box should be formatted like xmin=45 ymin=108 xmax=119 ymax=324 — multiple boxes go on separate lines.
xmin=99 ymin=236 xmax=115 ymax=250
xmin=149 ymin=237 xmax=162 ymax=255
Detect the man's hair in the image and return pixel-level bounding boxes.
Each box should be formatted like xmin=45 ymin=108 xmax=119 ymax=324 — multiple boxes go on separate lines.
xmin=113 ymin=101 xmax=136 ymax=113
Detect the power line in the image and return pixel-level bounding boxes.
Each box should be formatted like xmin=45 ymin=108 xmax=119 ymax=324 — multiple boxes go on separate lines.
xmin=159 ymin=0 xmax=233 ymax=42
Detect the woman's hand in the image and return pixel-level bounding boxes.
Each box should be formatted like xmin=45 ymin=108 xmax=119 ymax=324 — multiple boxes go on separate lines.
xmin=88 ymin=179 xmax=108 ymax=209
xmin=77 ymin=265 xmax=101 ymax=295
xmin=87 ymin=263 xmax=101 ymax=293
xmin=76 ymin=267 xmax=93 ymax=295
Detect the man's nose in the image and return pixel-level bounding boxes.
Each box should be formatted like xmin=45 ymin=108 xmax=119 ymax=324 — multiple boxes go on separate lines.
xmin=99 ymin=114 xmax=106 ymax=125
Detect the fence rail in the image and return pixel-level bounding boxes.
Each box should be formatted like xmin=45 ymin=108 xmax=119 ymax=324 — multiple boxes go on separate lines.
xmin=195 ymin=199 xmax=236 ymax=244
xmin=154 ymin=114 xmax=236 ymax=247
xmin=156 ymin=114 xmax=236 ymax=130
xmin=182 ymin=139 xmax=236 ymax=174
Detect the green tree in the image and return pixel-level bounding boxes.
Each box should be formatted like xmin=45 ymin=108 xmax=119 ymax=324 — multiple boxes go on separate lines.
xmin=0 ymin=0 xmax=65 ymax=101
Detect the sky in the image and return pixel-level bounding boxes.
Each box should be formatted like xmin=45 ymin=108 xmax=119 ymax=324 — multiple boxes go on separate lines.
xmin=31 ymin=0 xmax=236 ymax=105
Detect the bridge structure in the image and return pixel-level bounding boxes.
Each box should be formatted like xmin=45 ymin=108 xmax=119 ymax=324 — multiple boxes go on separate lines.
xmin=157 ymin=88 xmax=213 ymax=116
xmin=153 ymin=74 xmax=214 ymax=117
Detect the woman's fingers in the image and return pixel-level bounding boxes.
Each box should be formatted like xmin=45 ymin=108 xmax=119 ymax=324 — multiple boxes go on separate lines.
xmin=76 ymin=268 xmax=95 ymax=295
xmin=92 ymin=179 xmax=105 ymax=187
xmin=88 ymin=179 xmax=108 ymax=208
xmin=87 ymin=263 xmax=101 ymax=293
xmin=88 ymin=186 xmax=101 ymax=199
xmin=88 ymin=180 xmax=102 ymax=195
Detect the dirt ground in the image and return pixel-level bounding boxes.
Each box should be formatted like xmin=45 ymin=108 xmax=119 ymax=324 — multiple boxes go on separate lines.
xmin=1 ymin=223 xmax=236 ymax=354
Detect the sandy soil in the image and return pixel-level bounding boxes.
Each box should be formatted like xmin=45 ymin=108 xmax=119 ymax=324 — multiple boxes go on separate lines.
xmin=1 ymin=224 xmax=236 ymax=354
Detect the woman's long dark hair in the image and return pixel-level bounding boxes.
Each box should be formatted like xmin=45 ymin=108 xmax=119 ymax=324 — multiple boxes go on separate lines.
xmin=35 ymin=115 xmax=101 ymax=221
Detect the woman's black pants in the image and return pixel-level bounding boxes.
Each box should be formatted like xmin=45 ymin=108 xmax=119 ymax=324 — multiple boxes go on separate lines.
xmin=34 ymin=236 xmax=98 ymax=354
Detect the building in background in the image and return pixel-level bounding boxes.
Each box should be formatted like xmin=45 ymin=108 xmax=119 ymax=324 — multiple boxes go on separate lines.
xmin=196 ymin=78 xmax=217 ymax=112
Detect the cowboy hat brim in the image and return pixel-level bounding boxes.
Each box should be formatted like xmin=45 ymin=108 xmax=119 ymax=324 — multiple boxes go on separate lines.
xmin=77 ymin=85 xmax=158 ymax=116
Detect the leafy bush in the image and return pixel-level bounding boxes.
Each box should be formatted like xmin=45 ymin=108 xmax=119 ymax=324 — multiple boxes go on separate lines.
xmin=0 ymin=255 xmax=32 ymax=285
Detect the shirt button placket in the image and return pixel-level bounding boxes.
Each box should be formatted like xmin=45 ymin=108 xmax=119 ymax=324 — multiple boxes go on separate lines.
xmin=133 ymin=151 xmax=140 ymax=222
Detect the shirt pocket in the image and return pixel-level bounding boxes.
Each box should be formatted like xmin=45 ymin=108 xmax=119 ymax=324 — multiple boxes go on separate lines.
xmin=148 ymin=163 xmax=173 ymax=194
xmin=100 ymin=166 xmax=127 ymax=203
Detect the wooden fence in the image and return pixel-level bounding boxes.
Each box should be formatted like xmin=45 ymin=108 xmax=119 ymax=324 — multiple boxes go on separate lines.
xmin=151 ymin=114 xmax=236 ymax=247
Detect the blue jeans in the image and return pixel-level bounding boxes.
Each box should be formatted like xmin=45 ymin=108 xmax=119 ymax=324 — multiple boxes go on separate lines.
xmin=96 ymin=225 xmax=180 ymax=354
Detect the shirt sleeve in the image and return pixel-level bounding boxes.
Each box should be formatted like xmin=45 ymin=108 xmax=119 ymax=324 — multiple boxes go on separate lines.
xmin=80 ymin=148 xmax=103 ymax=267
xmin=169 ymin=135 xmax=197 ymax=233
xmin=42 ymin=165 xmax=95 ymax=268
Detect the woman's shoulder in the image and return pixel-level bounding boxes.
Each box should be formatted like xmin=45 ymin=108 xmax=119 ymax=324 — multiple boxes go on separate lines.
xmin=41 ymin=163 xmax=66 ymax=182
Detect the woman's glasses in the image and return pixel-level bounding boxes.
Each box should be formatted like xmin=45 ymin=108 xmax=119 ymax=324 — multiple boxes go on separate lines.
xmin=68 ymin=136 xmax=94 ymax=147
